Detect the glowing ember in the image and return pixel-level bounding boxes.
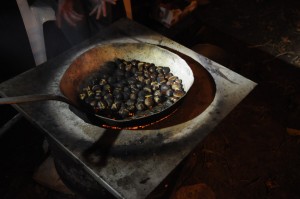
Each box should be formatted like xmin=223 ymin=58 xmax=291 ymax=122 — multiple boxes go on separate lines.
xmin=100 ymin=109 xmax=178 ymax=130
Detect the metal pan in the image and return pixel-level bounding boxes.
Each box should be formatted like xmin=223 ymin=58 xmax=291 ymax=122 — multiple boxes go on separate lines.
xmin=0 ymin=43 xmax=194 ymax=127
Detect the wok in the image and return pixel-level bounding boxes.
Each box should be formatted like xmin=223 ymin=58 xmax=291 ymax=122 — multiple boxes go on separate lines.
xmin=0 ymin=43 xmax=194 ymax=127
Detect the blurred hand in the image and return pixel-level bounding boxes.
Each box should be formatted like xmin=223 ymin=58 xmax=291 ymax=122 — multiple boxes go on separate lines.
xmin=89 ymin=0 xmax=117 ymax=20
xmin=56 ymin=0 xmax=84 ymax=27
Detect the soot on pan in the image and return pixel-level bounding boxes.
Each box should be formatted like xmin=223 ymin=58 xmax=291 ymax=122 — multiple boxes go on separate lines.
xmin=79 ymin=58 xmax=185 ymax=120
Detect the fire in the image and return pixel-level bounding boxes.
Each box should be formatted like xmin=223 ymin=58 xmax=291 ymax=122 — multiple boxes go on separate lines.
xmin=100 ymin=109 xmax=177 ymax=130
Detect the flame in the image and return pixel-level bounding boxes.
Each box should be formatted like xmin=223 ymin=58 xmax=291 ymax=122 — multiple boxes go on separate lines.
xmin=100 ymin=109 xmax=177 ymax=130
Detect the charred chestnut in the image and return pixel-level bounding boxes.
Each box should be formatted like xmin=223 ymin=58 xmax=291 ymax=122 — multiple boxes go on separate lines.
xmin=144 ymin=95 xmax=154 ymax=107
xmin=136 ymin=101 xmax=145 ymax=111
xmin=118 ymin=106 xmax=130 ymax=118
xmin=79 ymin=58 xmax=186 ymax=120
xmin=111 ymin=100 xmax=122 ymax=111
xmin=97 ymin=100 xmax=108 ymax=110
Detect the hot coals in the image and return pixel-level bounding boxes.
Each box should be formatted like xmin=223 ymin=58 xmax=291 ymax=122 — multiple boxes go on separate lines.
xmin=79 ymin=58 xmax=186 ymax=120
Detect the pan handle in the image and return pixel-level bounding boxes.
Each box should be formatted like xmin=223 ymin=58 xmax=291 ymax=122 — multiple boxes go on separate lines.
xmin=0 ymin=94 xmax=74 ymax=106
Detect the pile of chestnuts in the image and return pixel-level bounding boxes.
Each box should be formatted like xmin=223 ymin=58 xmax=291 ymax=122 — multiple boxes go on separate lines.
xmin=79 ymin=58 xmax=186 ymax=120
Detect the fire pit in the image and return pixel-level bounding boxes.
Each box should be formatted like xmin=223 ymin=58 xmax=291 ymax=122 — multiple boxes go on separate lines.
xmin=0 ymin=19 xmax=256 ymax=199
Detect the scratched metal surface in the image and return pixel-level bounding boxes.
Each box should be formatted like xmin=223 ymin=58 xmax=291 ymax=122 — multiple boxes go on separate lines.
xmin=0 ymin=19 xmax=256 ymax=199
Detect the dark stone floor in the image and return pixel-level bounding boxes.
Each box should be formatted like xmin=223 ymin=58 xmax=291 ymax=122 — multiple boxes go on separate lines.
xmin=1 ymin=0 xmax=300 ymax=199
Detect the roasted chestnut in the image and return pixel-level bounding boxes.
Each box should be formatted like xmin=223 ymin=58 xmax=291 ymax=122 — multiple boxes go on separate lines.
xmin=79 ymin=58 xmax=186 ymax=120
